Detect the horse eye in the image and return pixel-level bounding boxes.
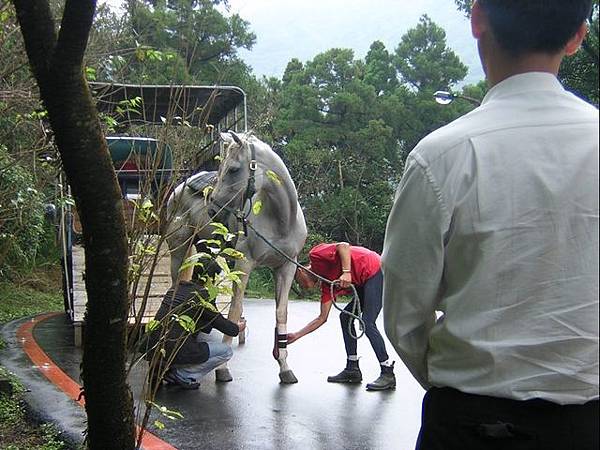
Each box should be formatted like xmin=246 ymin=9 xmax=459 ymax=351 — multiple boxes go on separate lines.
xmin=228 ymin=166 xmax=240 ymax=175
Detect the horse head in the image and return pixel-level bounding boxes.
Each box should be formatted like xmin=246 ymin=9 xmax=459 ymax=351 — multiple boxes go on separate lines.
xmin=209 ymin=131 xmax=262 ymax=223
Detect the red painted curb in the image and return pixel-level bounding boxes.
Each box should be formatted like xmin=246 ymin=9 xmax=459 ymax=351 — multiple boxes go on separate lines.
xmin=17 ymin=312 xmax=177 ymax=450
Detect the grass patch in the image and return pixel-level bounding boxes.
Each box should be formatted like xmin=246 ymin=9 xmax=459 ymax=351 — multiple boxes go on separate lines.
xmin=0 ymin=267 xmax=63 ymax=324
xmin=0 ymin=368 xmax=67 ymax=450
xmin=245 ymin=267 xmax=319 ymax=301
xmin=1 ymin=266 xmax=69 ymax=449
xmin=245 ymin=267 xmax=275 ymax=298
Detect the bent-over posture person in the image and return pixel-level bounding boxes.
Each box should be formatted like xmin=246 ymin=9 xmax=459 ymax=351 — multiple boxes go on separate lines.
xmin=145 ymin=281 xmax=245 ymax=389
xmin=289 ymin=242 xmax=395 ymax=391
xmin=382 ymin=1 xmax=599 ymax=449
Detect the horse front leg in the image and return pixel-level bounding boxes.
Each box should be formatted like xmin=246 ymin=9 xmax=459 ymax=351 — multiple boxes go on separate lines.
xmin=273 ymin=262 xmax=298 ymax=384
xmin=215 ymin=259 xmax=253 ymax=383
xmin=167 ymin=235 xmax=194 ymax=284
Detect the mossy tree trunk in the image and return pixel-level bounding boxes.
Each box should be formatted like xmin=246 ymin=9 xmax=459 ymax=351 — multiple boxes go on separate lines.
xmin=11 ymin=1 xmax=136 ymax=448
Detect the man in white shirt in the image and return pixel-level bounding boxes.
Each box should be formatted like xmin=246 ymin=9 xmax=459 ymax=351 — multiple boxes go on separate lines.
xmin=382 ymin=1 xmax=598 ymax=449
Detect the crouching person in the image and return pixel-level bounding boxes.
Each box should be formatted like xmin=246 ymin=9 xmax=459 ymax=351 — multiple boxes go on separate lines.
xmin=144 ymin=281 xmax=246 ymax=390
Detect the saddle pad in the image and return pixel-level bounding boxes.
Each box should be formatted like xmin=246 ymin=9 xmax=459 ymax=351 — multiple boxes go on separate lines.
xmin=185 ymin=171 xmax=217 ymax=194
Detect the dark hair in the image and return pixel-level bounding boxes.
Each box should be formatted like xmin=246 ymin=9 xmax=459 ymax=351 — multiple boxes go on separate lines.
xmin=479 ymin=0 xmax=593 ymax=56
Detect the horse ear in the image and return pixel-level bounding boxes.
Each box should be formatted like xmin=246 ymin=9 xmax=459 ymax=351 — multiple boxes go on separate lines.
xmin=220 ymin=132 xmax=233 ymax=144
xmin=229 ymin=131 xmax=243 ymax=146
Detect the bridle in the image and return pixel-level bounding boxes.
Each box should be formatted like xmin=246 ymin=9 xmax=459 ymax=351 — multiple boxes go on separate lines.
xmin=211 ymin=135 xmax=257 ymax=237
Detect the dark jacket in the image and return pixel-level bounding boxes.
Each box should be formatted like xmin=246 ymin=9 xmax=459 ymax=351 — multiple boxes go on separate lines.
xmin=144 ymin=281 xmax=239 ymax=365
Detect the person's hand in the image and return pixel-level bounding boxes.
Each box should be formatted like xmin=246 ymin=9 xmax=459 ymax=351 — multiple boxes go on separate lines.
xmin=337 ymin=271 xmax=352 ymax=288
xmin=237 ymin=318 xmax=247 ymax=333
xmin=287 ymin=331 xmax=300 ymax=344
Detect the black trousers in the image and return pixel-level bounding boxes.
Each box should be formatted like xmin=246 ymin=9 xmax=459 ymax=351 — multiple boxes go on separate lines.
xmin=340 ymin=270 xmax=389 ymax=362
xmin=416 ymin=387 xmax=599 ymax=450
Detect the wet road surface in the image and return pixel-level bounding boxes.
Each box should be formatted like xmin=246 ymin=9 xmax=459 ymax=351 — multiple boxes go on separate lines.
xmin=1 ymin=298 xmax=425 ymax=450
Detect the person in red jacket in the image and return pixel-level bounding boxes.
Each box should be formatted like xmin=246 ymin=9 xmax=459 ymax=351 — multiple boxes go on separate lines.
xmin=289 ymin=242 xmax=395 ymax=391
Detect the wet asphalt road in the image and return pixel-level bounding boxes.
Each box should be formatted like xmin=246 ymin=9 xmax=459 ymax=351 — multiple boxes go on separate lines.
xmin=1 ymin=298 xmax=425 ymax=450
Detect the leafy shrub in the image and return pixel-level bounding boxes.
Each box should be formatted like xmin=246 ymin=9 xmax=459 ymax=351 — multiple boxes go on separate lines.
xmin=0 ymin=145 xmax=45 ymax=274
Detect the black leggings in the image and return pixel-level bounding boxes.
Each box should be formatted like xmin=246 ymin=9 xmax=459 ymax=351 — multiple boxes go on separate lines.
xmin=340 ymin=270 xmax=389 ymax=363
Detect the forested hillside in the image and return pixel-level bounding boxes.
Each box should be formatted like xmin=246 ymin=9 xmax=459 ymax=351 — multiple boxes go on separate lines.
xmin=1 ymin=0 xmax=597 ymax=272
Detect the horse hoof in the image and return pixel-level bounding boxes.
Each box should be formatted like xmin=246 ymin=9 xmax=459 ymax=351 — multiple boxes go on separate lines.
xmin=279 ymin=370 xmax=298 ymax=384
xmin=215 ymin=368 xmax=233 ymax=382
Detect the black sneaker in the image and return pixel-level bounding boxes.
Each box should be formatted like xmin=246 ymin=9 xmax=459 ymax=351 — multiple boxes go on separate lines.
xmin=163 ymin=368 xmax=200 ymax=390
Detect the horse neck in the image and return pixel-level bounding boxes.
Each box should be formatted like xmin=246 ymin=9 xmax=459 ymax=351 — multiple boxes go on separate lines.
xmin=256 ymin=152 xmax=298 ymax=228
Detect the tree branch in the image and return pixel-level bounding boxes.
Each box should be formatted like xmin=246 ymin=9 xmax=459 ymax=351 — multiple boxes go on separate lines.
xmin=53 ymin=0 xmax=96 ymax=73
xmin=11 ymin=0 xmax=57 ymax=82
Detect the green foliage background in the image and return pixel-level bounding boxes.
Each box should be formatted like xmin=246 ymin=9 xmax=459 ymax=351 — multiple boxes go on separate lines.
xmin=0 ymin=146 xmax=45 ymax=275
xmin=1 ymin=0 xmax=598 ymax=272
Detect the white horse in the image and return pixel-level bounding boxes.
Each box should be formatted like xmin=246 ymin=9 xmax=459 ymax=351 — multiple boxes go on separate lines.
xmin=165 ymin=131 xmax=307 ymax=383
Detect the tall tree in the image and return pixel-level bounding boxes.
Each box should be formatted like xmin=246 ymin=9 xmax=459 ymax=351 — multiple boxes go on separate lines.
xmin=276 ymin=49 xmax=399 ymax=250
xmin=10 ymin=1 xmax=135 ymax=448
xmin=394 ymin=15 xmax=467 ymax=92
xmin=364 ymin=40 xmax=399 ymax=95
xmin=276 ymin=17 xmax=474 ymax=251
xmin=115 ymin=0 xmax=256 ymax=85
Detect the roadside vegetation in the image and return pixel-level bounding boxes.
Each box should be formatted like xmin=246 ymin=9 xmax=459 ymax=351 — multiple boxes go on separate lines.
xmin=0 ymin=366 xmax=68 ymax=450
xmin=0 ymin=264 xmax=68 ymax=449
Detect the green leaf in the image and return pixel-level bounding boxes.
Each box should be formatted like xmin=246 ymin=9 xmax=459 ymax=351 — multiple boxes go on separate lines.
xmin=154 ymin=420 xmax=165 ymax=430
xmin=178 ymin=260 xmax=203 ymax=273
xmin=85 ymin=67 xmax=97 ymax=81
xmin=150 ymin=402 xmax=185 ymax=420
xmin=203 ymin=279 xmax=219 ymax=302
xmin=266 ymin=170 xmax=282 ymax=185
xmin=218 ymin=284 xmax=234 ymax=296
xmin=176 ymin=315 xmax=196 ymax=333
xmin=143 ymin=245 xmax=157 ymax=255
xmin=215 ymin=255 xmax=230 ymax=274
xmin=145 ymin=319 xmax=160 ymax=333
xmin=210 ymin=222 xmax=229 ymax=237
xmin=202 ymin=185 xmax=214 ymax=198
xmin=252 ymin=199 xmax=263 ymax=215
xmin=178 ymin=251 xmax=211 ymax=272
xmin=192 ymin=292 xmax=218 ymax=312
xmin=221 ymin=248 xmax=244 ymax=259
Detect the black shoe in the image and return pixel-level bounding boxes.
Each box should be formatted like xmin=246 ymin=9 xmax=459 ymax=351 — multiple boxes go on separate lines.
xmin=163 ymin=368 xmax=200 ymax=390
xmin=366 ymin=362 xmax=396 ymax=391
xmin=327 ymin=359 xmax=362 ymax=383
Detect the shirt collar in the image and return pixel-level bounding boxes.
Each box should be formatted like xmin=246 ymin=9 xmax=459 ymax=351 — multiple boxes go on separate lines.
xmin=481 ymin=72 xmax=564 ymax=105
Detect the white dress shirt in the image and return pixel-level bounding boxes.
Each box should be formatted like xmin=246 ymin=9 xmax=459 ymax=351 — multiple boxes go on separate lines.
xmin=382 ymin=72 xmax=599 ymax=404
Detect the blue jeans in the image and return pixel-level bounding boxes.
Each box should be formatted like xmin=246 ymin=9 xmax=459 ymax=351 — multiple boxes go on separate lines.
xmin=340 ymin=270 xmax=389 ymax=363
xmin=173 ymin=337 xmax=233 ymax=381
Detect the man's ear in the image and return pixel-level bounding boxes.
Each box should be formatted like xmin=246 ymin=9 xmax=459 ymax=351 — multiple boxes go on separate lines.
xmin=471 ymin=0 xmax=487 ymax=39
xmin=564 ymin=22 xmax=588 ymax=56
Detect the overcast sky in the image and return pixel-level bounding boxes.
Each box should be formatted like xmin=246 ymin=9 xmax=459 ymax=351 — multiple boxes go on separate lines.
xmin=221 ymin=0 xmax=484 ymax=86
xmin=103 ymin=0 xmax=485 ymax=87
